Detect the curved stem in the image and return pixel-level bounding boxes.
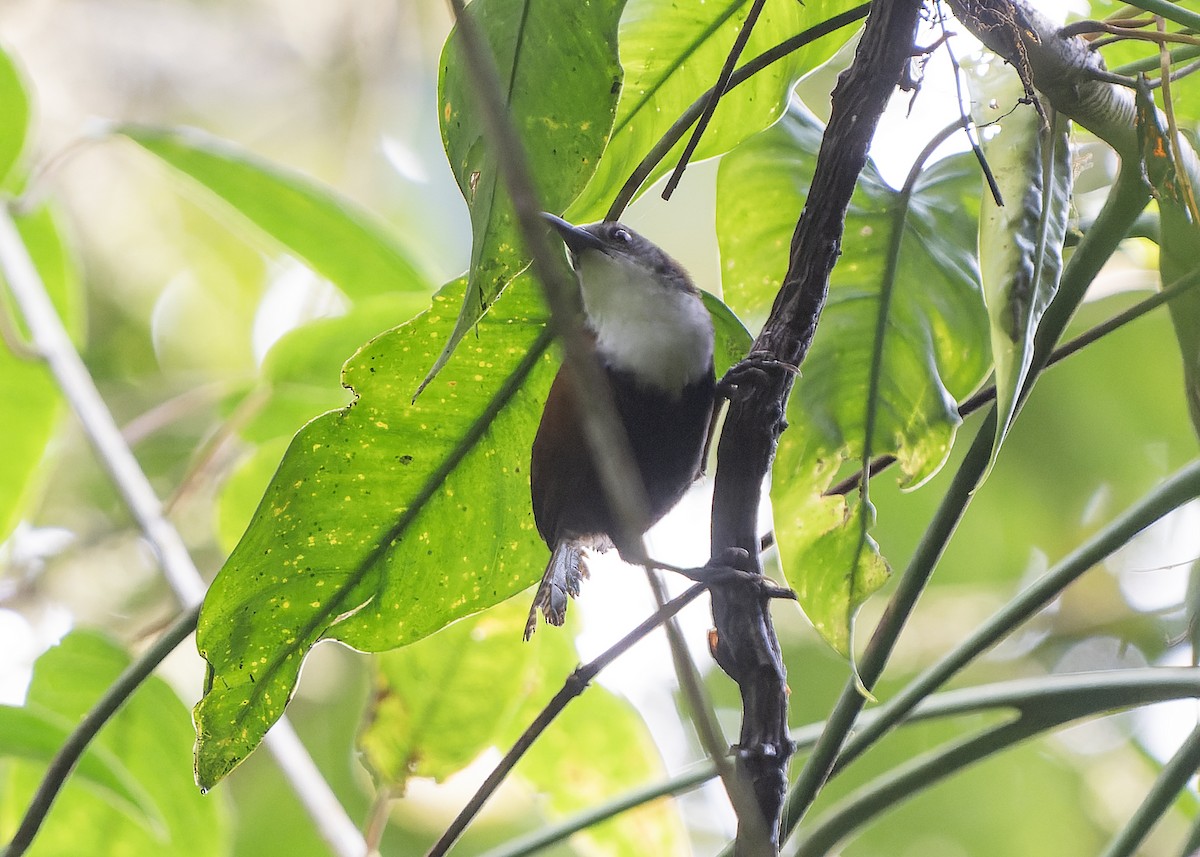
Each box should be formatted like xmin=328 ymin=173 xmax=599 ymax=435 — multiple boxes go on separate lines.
xmin=605 ymin=4 xmax=871 ymax=221
xmin=834 ymin=458 xmax=1200 ymax=772
xmin=486 ymin=668 xmax=1200 ymax=857
xmin=0 ymin=204 xmax=365 ymax=857
xmin=2 ymin=605 xmax=201 ymax=857
xmin=425 ymin=583 xmax=707 ymax=857
xmin=1100 ymin=721 xmax=1200 ymax=857
xmin=799 ymin=665 xmax=1200 ymax=857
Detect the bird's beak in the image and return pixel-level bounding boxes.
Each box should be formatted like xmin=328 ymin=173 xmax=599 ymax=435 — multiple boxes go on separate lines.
xmin=541 ymin=212 xmax=605 ymax=257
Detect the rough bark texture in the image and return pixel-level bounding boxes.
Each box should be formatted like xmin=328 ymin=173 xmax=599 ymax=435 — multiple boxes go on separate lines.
xmin=707 ymin=0 xmax=924 ymax=851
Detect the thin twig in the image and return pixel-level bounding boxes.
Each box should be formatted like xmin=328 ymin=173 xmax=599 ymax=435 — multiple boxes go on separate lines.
xmin=1062 ymin=19 xmax=1200 ymax=48
xmin=425 ymin=583 xmax=707 ymax=857
xmin=0 ymin=204 xmax=367 ymax=857
xmin=2 ymin=604 xmax=202 ymax=857
xmin=935 ymin=7 xmax=1003 ymax=205
xmin=1100 ymin=721 xmax=1200 ymax=857
xmin=661 ymin=0 xmax=768 ymax=202
xmin=605 ymin=4 xmax=872 ymax=221
xmin=642 ymin=568 xmax=772 ymax=849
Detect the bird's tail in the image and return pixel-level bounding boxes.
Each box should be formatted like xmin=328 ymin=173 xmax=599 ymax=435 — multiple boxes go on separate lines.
xmin=523 ymin=541 xmax=588 ymax=641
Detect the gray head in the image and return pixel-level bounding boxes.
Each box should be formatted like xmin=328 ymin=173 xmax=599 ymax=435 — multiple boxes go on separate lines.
xmin=542 ymin=213 xmax=713 ymax=394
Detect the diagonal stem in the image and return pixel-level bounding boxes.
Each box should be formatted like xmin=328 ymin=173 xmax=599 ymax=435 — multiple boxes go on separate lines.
xmin=0 ymin=205 xmax=366 ymax=857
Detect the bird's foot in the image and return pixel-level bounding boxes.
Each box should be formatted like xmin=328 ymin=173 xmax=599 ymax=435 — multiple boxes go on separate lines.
xmin=680 ymin=547 xmax=796 ymax=601
xmin=716 ymin=351 xmax=800 ymax=402
xmin=524 ymin=542 xmax=588 ymax=640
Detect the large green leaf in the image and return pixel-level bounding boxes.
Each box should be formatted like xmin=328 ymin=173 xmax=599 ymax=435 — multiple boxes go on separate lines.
xmin=118 ymin=125 xmax=429 ymax=299
xmin=0 ymin=631 xmax=225 ymax=857
xmin=567 ymin=0 xmax=862 ymax=222
xmin=429 ymin=0 xmax=625 ymax=386
xmin=975 ymin=71 xmax=1072 ymax=465
xmin=358 ymin=598 xmax=561 ymax=788
xmin=215 ymin=293 xmax=433 ymax=551
xmin=0 ymin=44 xmax=31 ymax=190
xmin=194 ymin=269 xmax=749 ymax=787
xmin=0 ymin=206 xmax=80 ymax=542
xmin=194 ymin=276 xmax=556 ymax=788
xmin=0 ymin=705 xmax=160 ymax=828
xmin=716 ymin=105 xmax=991 ymax=654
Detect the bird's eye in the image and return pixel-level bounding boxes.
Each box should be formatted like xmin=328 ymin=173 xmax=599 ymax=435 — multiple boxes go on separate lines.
xmin=611 ymin=227 xmax=632 ymax=244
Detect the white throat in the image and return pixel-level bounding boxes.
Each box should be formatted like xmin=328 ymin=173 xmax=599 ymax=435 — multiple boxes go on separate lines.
xmin=575 ymin=252 xmax=714 ymax=394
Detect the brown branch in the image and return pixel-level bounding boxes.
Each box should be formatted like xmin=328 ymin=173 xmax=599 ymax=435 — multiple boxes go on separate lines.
xmin=706 ymin=0 xmax=925 ymax=851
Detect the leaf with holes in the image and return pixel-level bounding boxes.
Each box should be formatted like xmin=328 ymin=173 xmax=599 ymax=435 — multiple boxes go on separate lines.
xmin=194 ymin=276 xmax=555 ymax=788
xmin=716 ymin=105 xmax=990 ymax=654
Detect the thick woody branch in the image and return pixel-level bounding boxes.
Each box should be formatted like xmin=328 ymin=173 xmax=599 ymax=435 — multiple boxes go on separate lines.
xmin=707 ymin=0 xmax=924 ymax=851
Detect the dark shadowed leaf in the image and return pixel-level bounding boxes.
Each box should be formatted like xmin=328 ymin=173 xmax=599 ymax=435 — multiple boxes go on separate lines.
xmin=430 ymin=0 xmax=625 ymax=387
xmin=716 ymin=104 xmax=990 ymax=653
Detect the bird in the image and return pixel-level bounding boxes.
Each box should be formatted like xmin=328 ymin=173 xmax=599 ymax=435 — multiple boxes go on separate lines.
xmin=525 ymin=213 xmax=716 ymax=639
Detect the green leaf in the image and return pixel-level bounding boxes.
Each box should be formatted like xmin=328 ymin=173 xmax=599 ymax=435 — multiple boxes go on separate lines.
xmin=430 ymin=0 xmax=625 ymax=386
xmin=0 ymin=206 xmax=81 ymax=542
xmin=214 ymin=293 xmax=434 ymax=548
xmin=0 ymin=705 xmax=161 ymax=829
xmin=716 ymin=105 xmax=991 ymax=654
xmin=358 ymin=598 xmax=563 ymax=788
xmin=0 ymin=44 xmax=31 ymax=190
xmin=519 ymin=676 xmax=687 ymax=856
xmin=118 ymin=125 xmax=430 ymax=299
xmin=567 ymin=0 xmax=862 ymax=222
xmin=0 ymin=631 xmax=225 ymax=857
xmin=703 ymin=290 xmax=754 ymax=375
xmin=975 ymin=73 xmax=1072 ymax=465
xmin=194 ymin=276 xmax=556 ymax=789
xmin=1136 ymin=81 xmax=1200 ymax=440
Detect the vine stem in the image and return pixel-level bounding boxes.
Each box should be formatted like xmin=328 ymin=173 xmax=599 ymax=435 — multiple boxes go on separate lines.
xmin=0 ymin=205 xmax=367 ymax=857
xmin=2 ymin=605 xmax=202 ymax=857
xmin=778 ymin=161 xmax=1152 ymax=845
xmin=425 ymin=583 xmax=708 ymax=857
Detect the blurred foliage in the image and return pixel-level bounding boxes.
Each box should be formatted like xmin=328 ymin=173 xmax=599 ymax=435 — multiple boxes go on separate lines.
xmin=0 ymin=631 xmax=227 ymax=856
xmin=0 ymin=1 xmax=1198 ymax=857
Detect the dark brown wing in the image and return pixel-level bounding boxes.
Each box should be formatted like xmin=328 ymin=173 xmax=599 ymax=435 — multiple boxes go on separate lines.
xmin=529 ymin=363 xmax=715 ymax=550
